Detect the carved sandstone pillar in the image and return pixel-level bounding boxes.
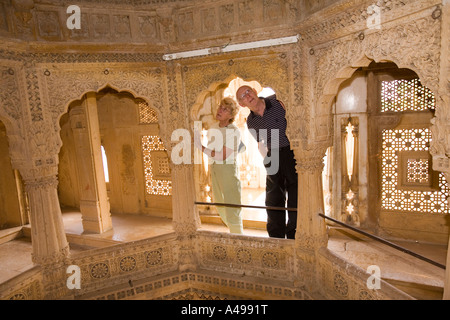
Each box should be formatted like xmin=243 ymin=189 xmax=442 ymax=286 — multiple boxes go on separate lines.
xmin=293 ymin=147 xmax=328 ymax=293
xmin=171 ymin=163 xmax=200 ymax=234
xmin=171 ymin=163 xmax=200 ymax=272
xmin=24 ymin=173 xmax=69 ymax=265
xmin=69 ymin=92 xmax=112 ymax=234
xmin=21 ymin=165 xmax=70 ymax=299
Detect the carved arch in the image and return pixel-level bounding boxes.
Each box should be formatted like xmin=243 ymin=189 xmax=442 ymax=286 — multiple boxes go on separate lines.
xmin=189 ymin=74 xmax=237 ymax=122
xmin=181 ymin=52 xmax=293 ymax=121
xmin=56 ymin=83 xmax=164 ymax=125
xmin=312 ymin=13 xmax=442 ymax=144
xmin=316 ymin=53 xmax=440 ymax=143
xmin=190 ymin=74 xmax=272 ymax=122
xmin=38 ymin=63 xmax=169 ymax=155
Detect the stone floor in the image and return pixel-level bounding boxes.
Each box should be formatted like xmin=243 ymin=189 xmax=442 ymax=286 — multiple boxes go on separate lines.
xmin=0 ymin=210 xmax=268 ymax=285
xmin=0 ymin=211 xmax=447 ymax=299
xmin=328 ymin=228 xmax=447 ymax=299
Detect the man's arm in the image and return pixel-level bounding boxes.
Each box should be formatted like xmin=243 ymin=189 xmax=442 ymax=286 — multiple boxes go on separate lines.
xmin=258 ymin=141 xmax=268 ymax=158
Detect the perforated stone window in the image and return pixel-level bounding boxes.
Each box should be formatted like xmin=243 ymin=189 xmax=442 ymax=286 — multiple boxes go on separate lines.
xmin=138 ymin=101 xmax=158 ymax=124
xmin=381 ymin=128 xmax=449 ymax=214
xmin=158 ymin=157 xmax=170 ymax=174
xmin=141 ymin=135 xmax=172 ymax=196
xmin=381 ymin=79 xmax=435 ymax=112
xmin=406 ymin=158 xmax=429 ymax=184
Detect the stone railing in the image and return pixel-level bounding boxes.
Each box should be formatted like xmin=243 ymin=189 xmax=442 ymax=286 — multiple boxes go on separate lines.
xmin=0 ymin=228 xmax=417 ymax=300
xmin=0 ymin=266 xmax=43 ymax=300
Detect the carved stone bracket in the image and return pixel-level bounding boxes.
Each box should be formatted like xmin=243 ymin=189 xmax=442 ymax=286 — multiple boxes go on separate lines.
xmin=294 ymin=144 xmax=328 ymax=175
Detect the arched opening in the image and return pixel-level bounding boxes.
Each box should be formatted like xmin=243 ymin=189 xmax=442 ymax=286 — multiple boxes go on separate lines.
xmin=323 ymin=61 xmax=448 ymax=298
xmin=225 ymin=78 xmax=276 ymax=223
xmin=192 ymin=76 xmax=285 ymax=236
xmin=58 ymin=87 xmax=173 ymax=239
xmin=0 ymin=120 xmax=28 ymax=230
xmin=326 ymin=61 xmax=449 ymax=241
xmin=101 ymin=145 xmax=110 ymax=184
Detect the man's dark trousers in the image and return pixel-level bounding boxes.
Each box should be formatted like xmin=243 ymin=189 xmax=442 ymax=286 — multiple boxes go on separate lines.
xmin=264 ymin=146 xmax=298 ymax=239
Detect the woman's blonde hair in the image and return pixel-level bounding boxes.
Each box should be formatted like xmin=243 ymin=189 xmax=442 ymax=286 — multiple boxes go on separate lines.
xmin=219 ymin=97 xmax=239 ymax=123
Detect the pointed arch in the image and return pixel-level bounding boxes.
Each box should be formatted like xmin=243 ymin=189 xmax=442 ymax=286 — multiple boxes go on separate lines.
xmin=37 ymin=64 xmax=168 ymax=155
xmin=315 ymin=53 xmax=439 ymax=141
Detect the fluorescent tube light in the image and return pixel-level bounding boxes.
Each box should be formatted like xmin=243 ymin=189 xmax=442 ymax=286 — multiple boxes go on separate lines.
xmin=162 ymin=35 xmax=300 ymax=61
xmin=163 ymin=48 xmax=211 ymax=61
xmin=222 ymin=35 xmax=299 ymax=52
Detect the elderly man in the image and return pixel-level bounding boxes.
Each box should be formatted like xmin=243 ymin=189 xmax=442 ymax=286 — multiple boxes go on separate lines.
xmin=236 ymin=85 xmax=298 ymax=239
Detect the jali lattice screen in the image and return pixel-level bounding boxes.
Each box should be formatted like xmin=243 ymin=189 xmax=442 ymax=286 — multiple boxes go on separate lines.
xmin=141 ymin=135 xmax=172 ymax=196
xmin=381 ymin=79 xmax=435 ymax=112
xmin=381 ymin=128 xmax=449 ymax=214
xmin=138 ymin=101 xmax=159 ymax=124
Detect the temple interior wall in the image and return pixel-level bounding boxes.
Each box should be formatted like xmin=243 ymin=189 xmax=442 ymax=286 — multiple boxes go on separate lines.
xmin=0 ymin=0 xmax=448 ymax=300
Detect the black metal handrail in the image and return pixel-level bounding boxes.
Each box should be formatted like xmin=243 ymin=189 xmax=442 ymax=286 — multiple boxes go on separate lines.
xmin=195 ymin=201 xmax=297 ymax=212
xmin=318 ymin=213 xmax=446 ymax=270
xmin=194 ymin=201 xmax=446 ymax=269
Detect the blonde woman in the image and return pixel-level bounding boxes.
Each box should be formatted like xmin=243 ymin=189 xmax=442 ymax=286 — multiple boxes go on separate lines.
xmin=194 ymin=97 xmax=245 ymax=234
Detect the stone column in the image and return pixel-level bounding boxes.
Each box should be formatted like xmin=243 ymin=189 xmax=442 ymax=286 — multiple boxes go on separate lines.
xmin=21 ymin=164 xmax=70 ymax=299
xmin=69 ymin=92 xmax=112 ymax=234
xmin=293 ymin=146 xmax=328 ymax=294
xmin=171 ymin=163 xmax=200 ymax=272
xmin=25 ymin=173 xmax=68 ymax=265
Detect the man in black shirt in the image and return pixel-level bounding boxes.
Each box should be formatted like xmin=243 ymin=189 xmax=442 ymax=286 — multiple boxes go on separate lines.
xmin=236 ymin=85 xmax=298 ymax=239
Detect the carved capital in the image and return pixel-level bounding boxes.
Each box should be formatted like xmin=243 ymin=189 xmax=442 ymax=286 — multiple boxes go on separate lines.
xmin=296 ymin=156 xmax=325 ymax=173
xmin=23 ymin=174 xmax=58 ymax=192
xmin=293 ymin=144 xmax=328 ymax=174
xmin=17 ymin=160 xmax=59 ymax=186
